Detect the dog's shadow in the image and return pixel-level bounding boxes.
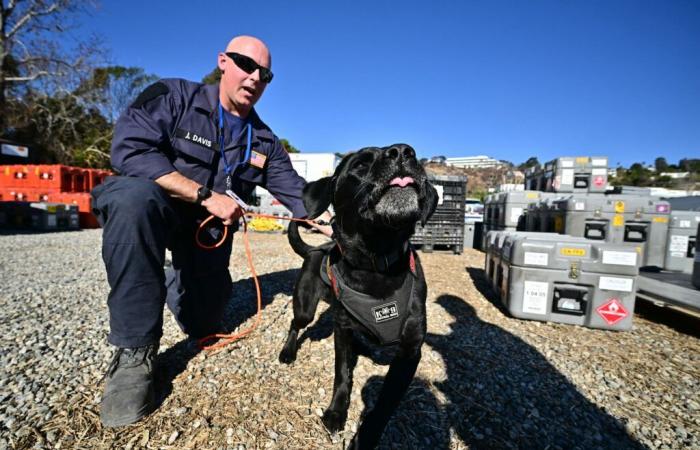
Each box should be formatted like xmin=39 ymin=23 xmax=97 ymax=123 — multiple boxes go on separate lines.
xmin=153 ymin=268 xmax=299 ymax=407
xmin=355 ymin=293 xmax=648 ymax=449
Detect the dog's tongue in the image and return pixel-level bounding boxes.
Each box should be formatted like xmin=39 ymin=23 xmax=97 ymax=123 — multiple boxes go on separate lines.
xmin=389 ymin=177 xmax=414 ymax=187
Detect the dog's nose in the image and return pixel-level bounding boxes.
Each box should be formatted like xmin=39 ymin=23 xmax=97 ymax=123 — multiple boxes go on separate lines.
xmin=384 ymin=145 xmax=415 ymax=161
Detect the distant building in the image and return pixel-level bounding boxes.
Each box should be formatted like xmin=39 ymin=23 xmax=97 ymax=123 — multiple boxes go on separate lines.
xmin=660 ymin=172 xmax=690 ymax=179
xmin=446 ymin=155 xmax=503 ymax=169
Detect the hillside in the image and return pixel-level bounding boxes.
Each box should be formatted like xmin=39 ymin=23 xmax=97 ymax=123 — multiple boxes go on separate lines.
xmin=424 ymin=163 xmax=523 ymax=198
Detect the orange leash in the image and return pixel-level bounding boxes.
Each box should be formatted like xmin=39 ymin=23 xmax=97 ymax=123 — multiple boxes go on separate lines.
xmin=195 ymin=212 xmax=317 ymax=351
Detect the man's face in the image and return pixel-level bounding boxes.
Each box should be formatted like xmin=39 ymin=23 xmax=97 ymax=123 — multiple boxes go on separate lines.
xmin=217 ymin=39 xmax=271 ymax=117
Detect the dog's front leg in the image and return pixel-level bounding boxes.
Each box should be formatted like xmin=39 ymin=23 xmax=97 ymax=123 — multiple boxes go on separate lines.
xmin=349 ymin=342 xmax=422 ymax=450
xmin=322 ymin=322 xmax=354 ymax=433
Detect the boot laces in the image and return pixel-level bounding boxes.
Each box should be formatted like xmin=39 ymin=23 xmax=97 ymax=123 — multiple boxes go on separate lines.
xmin=101 ymin=345 xmax=156 ymax=382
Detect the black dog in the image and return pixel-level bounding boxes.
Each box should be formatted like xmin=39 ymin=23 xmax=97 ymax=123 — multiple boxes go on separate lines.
xmin=279 ymin=144 xmax=438 ymax=449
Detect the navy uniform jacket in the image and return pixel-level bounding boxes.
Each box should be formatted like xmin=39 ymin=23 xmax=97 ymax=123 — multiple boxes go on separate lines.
xmin=110 ymin=78 xmax=308 ymax=218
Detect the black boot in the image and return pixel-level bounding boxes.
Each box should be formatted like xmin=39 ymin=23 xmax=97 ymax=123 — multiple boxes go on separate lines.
xmin=100 ymin=343 xmax=159 ymax=427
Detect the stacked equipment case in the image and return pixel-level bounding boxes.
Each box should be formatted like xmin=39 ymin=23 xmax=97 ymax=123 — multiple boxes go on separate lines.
xmin=487 ymin=230 xmax=640 ymax=330
xmin=485 ymin=155 xmax=699 ymax=326
xmin=412 ymin=175 xmax=467 ymax=254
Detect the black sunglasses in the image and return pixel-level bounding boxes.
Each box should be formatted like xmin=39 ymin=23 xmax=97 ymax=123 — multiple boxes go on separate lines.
xmin=226 ymin=52 xmax=274 ymax=83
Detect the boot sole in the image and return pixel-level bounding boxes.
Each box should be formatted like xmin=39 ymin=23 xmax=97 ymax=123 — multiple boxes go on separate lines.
xmin=100 ymin=401 xmax=154 ymax=427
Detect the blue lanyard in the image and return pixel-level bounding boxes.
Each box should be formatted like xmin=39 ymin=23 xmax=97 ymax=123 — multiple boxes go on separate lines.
xmin=218 ymin=102 xmax=252 ymax=183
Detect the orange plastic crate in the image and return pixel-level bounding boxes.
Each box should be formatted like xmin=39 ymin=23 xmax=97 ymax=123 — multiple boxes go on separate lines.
xmin=86 ymin=169 xmax=112 ymax=191
xmin=0 ymin=165 xmax=32 ymax=188
xmin=0 ymin=187 xmax=51 ymax=202
xmin=32 ymin=165 xmax=77 ymax=191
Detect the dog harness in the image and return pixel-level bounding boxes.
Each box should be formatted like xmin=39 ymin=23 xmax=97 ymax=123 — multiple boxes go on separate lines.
xmin=320 ymin=246 xmax=418 ymax=346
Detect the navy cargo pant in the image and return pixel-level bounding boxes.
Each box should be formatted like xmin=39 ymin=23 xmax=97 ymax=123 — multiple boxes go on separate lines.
xmin=91 ymin=176 xmax=233 ymax=348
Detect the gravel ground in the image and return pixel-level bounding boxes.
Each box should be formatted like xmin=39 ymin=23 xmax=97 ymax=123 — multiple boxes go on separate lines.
xmin=0 ymin=229 xmax=698 ymax=450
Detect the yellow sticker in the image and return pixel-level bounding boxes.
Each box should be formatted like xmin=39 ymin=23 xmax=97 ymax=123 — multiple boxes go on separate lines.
xmin=526 ymin=192 xmax=538 ymax=199
xmin=561 ymin=247 xmax=586 ymax=257
xmin=47 ymin=205 xmax=57 ymax=213
xmin=614 ymin=201 xmax=625 ymax=213
xmin=576 ymin=157 xmax=589 ymax=164
xmin=653 ymin=216 xmax=668 ymax=223
xmin=612 ymin=215 xmax=624 ymax=227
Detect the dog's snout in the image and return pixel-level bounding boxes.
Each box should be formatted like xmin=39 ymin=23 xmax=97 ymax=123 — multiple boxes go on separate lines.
xmin=384 ymin=145 xmax=416 ymax=161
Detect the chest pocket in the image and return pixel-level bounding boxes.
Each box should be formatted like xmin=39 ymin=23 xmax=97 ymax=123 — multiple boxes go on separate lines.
xmin=172 ymin=131 xmax=216 ymax=166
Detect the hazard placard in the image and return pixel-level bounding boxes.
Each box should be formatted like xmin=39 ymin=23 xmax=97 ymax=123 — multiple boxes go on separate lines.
xmin=596 ymin=298 xmax=629 ymax=326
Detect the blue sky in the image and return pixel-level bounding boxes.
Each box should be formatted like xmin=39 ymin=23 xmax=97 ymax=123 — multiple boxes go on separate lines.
xmin=80 ymin=0 xmax=699 ymax=167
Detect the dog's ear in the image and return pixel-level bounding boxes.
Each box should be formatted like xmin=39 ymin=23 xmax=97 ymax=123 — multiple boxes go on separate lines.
xmin=302 ymin=176 xmax=333 ymax=219
xmin=420 ymin=183 xmax=439 ymax=226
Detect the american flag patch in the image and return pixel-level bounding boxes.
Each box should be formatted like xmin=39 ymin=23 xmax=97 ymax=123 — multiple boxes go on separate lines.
xmin=250 ymin=151 xmax=267 ymax=169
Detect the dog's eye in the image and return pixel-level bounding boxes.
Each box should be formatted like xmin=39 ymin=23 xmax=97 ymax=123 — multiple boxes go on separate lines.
xmin=352 ymin=161 xmax=369 ymax=172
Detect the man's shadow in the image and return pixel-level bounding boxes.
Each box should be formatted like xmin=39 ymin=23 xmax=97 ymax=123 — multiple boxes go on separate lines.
xmin=356 ymin=293 xmax=647 ymax=449
xmin=153 ymin=268 xmax=299 ymax=407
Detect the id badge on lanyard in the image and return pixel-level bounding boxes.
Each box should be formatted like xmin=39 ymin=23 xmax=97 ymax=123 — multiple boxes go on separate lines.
xmin=218 ymin=102 xmax=252 ymax=191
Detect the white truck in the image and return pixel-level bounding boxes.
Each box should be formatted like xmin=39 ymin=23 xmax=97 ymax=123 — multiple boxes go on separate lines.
xmin=253 ymin=152 xmax=341 ymax=220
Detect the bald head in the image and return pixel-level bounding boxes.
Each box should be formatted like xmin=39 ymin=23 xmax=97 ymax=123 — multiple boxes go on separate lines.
xmin=225 ymin=36 xmax=271 ymax=68
xmin=217 ymin=35 xmax=272 ymax=118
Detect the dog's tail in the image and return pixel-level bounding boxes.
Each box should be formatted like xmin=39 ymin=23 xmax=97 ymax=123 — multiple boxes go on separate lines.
xmin=287 ymin=221 xmax=313 ymax=257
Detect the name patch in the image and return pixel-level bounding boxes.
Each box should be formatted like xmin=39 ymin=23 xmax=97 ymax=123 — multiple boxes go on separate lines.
xmin=176 ymin=128 xmax=213 ymax=149
xmin=373 ymin=302 xmax=399 ymax=323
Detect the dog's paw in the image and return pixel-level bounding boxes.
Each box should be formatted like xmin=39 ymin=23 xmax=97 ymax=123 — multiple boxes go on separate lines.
xmin=321 ymin=409 xmax=347 ymax=433
xmin=278 ymin=346 xmax=297 ymax=364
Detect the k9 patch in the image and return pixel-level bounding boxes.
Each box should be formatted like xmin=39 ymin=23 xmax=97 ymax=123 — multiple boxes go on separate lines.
xmin=373 ymin=302 xmax=399 ymax=323
xmin=250 ymin=151 xmax=267 ymax=169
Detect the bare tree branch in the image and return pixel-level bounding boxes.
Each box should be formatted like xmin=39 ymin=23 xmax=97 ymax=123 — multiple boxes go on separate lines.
xmin=7 ymin=2 xmax=60 ymax=39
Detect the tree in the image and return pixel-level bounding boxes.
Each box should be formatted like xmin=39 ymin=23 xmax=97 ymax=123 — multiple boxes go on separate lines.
xmin=279 ymin=138 xmax=299 ymax=153
xmin=202 ymin=67 xmax=221 ymax=85
xmin=517 ymin=156 xmax=539 ymax=171
xmin=654 ymin=157 xmax=668 ymax=173
xmin=0 ymin=0 xmax=104 ymax=133
xmin=75 ymin=66 xmax=158 ymax=124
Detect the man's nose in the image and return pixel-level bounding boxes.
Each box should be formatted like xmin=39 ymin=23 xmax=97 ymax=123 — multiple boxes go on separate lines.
xmin=383 ymin=145 xmax=416 ymax=161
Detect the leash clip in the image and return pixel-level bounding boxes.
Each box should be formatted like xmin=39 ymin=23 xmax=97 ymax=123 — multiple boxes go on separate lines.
xmin=225 ymin=189 xmax=249 ymax=210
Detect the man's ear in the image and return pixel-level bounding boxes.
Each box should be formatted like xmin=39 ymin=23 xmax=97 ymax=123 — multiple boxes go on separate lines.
xmin=420 ymin=183 xmax=439 ymax=226
xmin=303 ymin=176 xmax=333 ymax=219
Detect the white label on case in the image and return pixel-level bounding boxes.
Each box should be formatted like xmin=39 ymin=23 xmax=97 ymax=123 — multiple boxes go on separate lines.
xmin=523 ymin=281 xmax=548 ymax=315
xmin=592 ymin=168 xmax=607 ymax=175
xmin=592 ymin=158 xmax=607 ymax=166
xmin=524 ymin=252 xmax=549 ymax=266
xmin=602 ymin=251 xmax=637 ymax=266
xmin=575 ymin=201 xmax=585 ymax=211
xmin=561 ymin=169 xmax=574 ymax=186
xmin=599 ymin=276 xmax=633 ymax=292
xmin=679 ymin=220 xmax=691 ymax=228
xmin=561 ymin=160 xmax=574 ymax=168
xmin=669 ymin=235 xmax=689 ymax=253
xmin=510 ymin=207 xmax=523 ymax=224
xmin=435 ymin=185 xmax=444 ymax=205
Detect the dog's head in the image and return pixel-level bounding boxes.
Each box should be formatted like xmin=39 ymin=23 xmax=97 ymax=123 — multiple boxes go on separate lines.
xmin=303 ymin=144 xmax=438 ymax=239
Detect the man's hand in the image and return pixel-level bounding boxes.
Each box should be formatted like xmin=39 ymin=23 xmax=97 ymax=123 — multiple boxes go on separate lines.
xmin=201 ymin=192 xmax=244 ymax=226
xmin=309 ymin=210 xmax=333 ymax=237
